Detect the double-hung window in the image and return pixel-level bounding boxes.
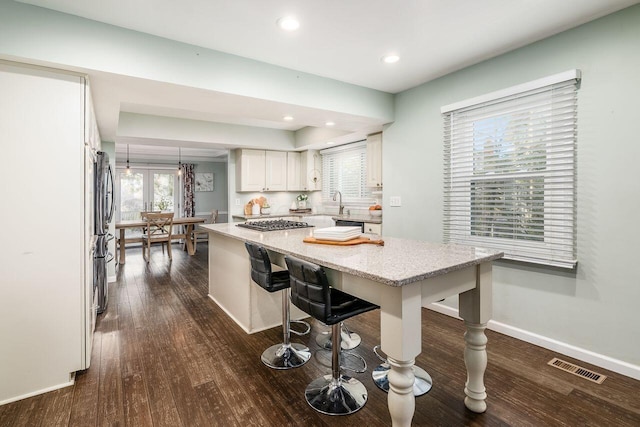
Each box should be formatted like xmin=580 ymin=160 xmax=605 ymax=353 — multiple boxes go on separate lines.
xmin=442 ymin=70 xmax=580 ymax=269
xmin=321 ymin=141 xmax=375 ymax=206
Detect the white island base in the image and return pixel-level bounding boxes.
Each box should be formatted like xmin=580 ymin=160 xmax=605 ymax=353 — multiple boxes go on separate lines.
xmin=208 ymin=232 xmax=308 ymax=333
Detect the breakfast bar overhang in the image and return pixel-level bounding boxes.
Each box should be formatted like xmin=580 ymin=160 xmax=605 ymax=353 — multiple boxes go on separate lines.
xmin=202 ymin=222 xmax=503 ymax=426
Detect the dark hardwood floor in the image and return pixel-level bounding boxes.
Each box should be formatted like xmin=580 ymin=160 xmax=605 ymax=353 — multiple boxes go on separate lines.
xmin=2 ymin=243 xmax=639 ymax=426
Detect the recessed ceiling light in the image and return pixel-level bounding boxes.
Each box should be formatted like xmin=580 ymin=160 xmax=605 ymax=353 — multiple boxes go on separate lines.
xmin=277 ymin=16 xmax=300 ymax=31
xmin=381 ymin=54 xmax=400 ymax=64
xmin=325 ymin=121 xmax=335 ymax=126
xmin=283 ymin=115 xmax=294 ymax=121
xmin=327 ymin=141 xmax=335 ymax=145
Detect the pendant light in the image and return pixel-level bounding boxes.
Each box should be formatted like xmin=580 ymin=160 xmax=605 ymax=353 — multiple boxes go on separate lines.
xmin=177 ymin=147 xmax=182 ymax=176
xmin=125 ymin=144 xmax=132 ymax=175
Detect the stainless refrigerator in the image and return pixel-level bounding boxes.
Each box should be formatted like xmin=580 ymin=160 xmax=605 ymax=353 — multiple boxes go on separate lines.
xmin=95 ymin=151 xmax=115 ymax=314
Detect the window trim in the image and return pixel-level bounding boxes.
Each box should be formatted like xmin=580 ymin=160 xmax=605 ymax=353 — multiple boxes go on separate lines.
xmin=442 ymin=70 xmax=579 ymax=269
xmin=441 ymin=69 xmax=581 ymax=114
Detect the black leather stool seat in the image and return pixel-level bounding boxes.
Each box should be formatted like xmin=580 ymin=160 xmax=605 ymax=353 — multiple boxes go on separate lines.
xmin=245 ymin=243 xmax=290 ymax=292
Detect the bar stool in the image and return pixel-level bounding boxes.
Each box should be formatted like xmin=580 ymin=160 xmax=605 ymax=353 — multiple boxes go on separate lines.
xmin=371 ymin=345 xmax=433 ymax=396
xmin=245 ymin=242 xmax=311 ymax=369
xmin=285 ymin=255 xmax=379 ymax=415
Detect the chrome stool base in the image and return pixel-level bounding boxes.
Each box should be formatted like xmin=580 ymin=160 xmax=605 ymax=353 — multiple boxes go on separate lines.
xmin=371 ymin=345 xmax=432 ymax=396
xmin=261 ymin=343 xmax=311 ymax=370
xmin=305 ymin=375 xmax=368 ymax=415
xmin=372 ymin=363 xmax=433 ymax=396
xmin=315 ymin=324 xmax=361 ymax=350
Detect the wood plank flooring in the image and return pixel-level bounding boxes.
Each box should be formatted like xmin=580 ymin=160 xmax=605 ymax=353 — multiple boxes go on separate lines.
xmin=1 ymin=243 xmax=639 ymax=426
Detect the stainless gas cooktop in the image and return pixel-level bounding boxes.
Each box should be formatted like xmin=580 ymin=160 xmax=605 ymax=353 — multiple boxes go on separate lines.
xmin=236 ymin=219 xmax=313 ymax=231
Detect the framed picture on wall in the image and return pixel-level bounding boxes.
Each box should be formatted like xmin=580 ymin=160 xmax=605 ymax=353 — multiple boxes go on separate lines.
xmin=195 ymin=172 xmax=214 ymax=192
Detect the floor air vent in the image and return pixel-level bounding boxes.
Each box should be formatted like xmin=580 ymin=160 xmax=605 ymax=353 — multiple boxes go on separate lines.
xmin=548 ymin=357 xmax=606 ymax=384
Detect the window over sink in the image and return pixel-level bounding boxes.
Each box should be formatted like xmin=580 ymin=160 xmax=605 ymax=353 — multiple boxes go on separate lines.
xmin=321 ymin=141 xmax=375 ymax=207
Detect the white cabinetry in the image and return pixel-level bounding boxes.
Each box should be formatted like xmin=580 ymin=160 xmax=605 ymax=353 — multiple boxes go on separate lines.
xmin=84 ymin=80 xmax=101 ymax=149
xmin=265 ymin=151 xmax=287 ymax=191
xmin=238 ymin=149 xmax=320 ymax=192
xmin=287 ymin=151 xmax=302 ymax=191
xmin=236 ymin=149 xmax=287 ymax=192
xmin=364 ymin=222 xmax=382 ymax=236
xmin=0 ymin=62 xmax=95 ymax=403
xmin=300 ymin=150 xmax=322 ymax=191
xmin=366 ymin=133 xmax=383 ymax=188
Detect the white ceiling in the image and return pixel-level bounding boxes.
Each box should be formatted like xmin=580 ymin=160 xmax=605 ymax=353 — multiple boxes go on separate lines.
xmin=17 ymin=0 xmax=639 ymax=158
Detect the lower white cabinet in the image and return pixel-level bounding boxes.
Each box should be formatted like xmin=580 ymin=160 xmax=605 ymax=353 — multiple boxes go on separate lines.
xmin=364 ymin=222 xmax=382 ymax=235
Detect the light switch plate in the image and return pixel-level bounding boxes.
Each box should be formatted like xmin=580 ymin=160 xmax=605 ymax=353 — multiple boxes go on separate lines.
xmin=389 ymin=196 xmax=401 ymax=207
xmin=235 ymin=199 xmax=241 ymax=206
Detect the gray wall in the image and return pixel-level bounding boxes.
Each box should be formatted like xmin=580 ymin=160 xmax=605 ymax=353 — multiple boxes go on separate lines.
xmin=384 ymin=5 xmax=640 ymax=371
xmin=194 ymin=161 xmax=228 ymax=222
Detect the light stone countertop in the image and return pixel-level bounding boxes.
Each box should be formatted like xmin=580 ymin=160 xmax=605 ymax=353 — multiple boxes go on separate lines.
xmin=202 ymin=223 xmax=502 ymax=287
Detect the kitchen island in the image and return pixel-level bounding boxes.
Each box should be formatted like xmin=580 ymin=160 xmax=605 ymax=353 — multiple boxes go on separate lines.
xmin=201 ymin=222 xmax=502 ymax=426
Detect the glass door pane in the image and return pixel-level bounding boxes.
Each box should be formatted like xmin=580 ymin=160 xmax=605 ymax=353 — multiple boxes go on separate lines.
xmin=118 ymin=169 xmax=145 ymax=238
xmin=152 ymin=171 xmax=175 ymax=212
xmin=120 ymin=171 xmax=145 ymax=221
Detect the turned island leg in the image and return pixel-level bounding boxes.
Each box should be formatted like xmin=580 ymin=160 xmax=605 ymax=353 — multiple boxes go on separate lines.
xmin=387 ymin=357 xmax=416 ymax=427
xmin=378 ymin=282 xmax=422 ymax=427
xmin=463 ymin=322 xmax=488 ymax=412
xmin=459 ymin=262 xmax=493 ymax=414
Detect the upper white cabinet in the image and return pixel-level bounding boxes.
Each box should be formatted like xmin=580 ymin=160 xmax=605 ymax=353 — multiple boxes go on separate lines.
xmin=265 ymin=151 xmax=287 ymax=191
xmin=236 ymin=149 xmax=287 ymax=192
xmin=286 ymin=151 xmax=302 ymax=191
xmin=366 ymin=133 xmax=383 ymax=188
xmin=300 ymin=150 xmax=322 ymax=191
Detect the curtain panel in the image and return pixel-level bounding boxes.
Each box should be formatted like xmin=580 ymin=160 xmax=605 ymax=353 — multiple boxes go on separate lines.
xmin=181 ymin=163 xmax=195 ymax=217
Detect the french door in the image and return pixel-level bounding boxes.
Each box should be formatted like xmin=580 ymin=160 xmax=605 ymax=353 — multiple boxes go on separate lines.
xmin=116 ymin=168 xmax=180 ymax=236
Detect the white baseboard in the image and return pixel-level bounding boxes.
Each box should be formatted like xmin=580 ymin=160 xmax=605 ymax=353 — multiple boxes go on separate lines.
xmin=0 ymin=375 xmax=75 ymax=406
xmin=207 ymin=294 xmax=252 ymax=334
xmin=428 ymin=302 xmax=640 ymax=381
xmin=206 ymin=294 xmax=309 ymax=335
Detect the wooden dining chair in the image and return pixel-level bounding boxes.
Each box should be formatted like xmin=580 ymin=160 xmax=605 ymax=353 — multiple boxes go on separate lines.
xmin=140 ymin=211 xmax=161 ymax=235
xmin=193 ymin=209 xmax=218 ymax=252
xmin=142 ymin=212 xmax=174 ymax=262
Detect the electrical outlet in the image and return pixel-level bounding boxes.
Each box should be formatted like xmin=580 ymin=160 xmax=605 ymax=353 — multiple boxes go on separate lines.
xmin=235 ymin=199 xmax=241 ymax=206
xmin=389 ymin=196 xmax=402 ymax=207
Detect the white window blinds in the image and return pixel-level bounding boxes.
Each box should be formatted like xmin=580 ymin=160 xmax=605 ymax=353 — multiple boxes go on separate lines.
xmin=321 ymin=141 xmax=375 ymax=205
xmin=442 ymin=70 xmax=580 ymax=269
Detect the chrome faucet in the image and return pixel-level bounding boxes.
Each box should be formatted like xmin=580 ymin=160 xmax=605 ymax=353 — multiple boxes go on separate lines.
xmin=333 ymin=191 xmax=344 ymax=215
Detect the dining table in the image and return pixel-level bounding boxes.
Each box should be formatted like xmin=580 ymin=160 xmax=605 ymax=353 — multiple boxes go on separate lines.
xmin=115 ymin=216 xmax=206 ymax=264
